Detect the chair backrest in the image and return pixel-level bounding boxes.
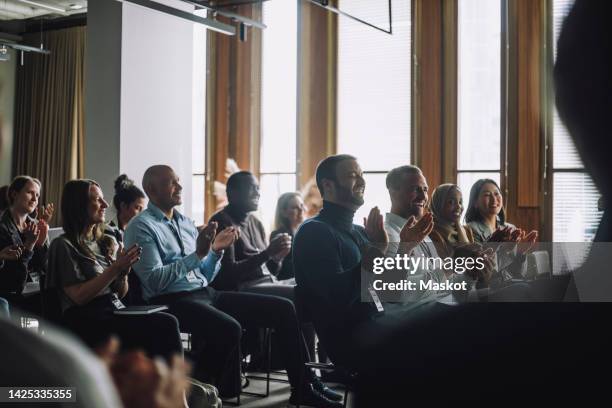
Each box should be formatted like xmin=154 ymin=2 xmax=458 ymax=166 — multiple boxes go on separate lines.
xmin=48 ymin=227 xmax=64 ymax=243
xmin=526 ymin=251 xmax=551 ymax=279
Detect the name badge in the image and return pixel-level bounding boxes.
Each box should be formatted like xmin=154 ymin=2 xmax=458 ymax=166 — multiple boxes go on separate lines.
xmin=186 ymin=270 xmax=200 ymax=283
xmin=368 ymin=286 xmax=385 ymax=312
xmin=111 ymin=294 xmax=126 ymax=310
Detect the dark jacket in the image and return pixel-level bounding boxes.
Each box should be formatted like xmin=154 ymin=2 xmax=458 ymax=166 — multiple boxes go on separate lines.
xmin=0 ymin=210 xmax=48 ymax=295
xmin=209 ymin=206 xmax=279 ymax=291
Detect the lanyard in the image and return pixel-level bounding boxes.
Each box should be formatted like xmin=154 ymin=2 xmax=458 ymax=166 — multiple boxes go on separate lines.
xmin=167 ymin=218 xmax=186 ymax=257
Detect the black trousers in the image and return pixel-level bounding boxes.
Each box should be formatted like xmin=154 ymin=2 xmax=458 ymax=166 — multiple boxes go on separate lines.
xmin=151 ymin=287 xmax=309 ymax=397
xmin=63 ymin=296 xmax=182 ymax=361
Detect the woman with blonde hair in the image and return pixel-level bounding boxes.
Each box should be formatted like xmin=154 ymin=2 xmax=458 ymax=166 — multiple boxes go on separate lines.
xmin=270 ymin=192 xmax=306 ymax=280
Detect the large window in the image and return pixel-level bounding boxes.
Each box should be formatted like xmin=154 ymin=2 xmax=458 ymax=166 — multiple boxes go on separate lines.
xmin=551 ymin=0 xmax=601 ymax=242
xmin=337 ymin=0 xmax=412 ymax=223
xmin=456 ymin=0 xmax=502 ymax=205
xmin=258 ymin=0 xmax=298 ymax=232
xmin=191 ymin=9 xmax=207 ymax=225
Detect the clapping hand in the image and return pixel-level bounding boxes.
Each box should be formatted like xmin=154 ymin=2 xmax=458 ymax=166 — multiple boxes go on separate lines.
xmin=23 ymin=222 xmax=40 ymax=251
xmin=517 ymin=229 xmax=538 ymax=255
xmin=212 ymin=226 xmax=239 ymax=252
xmin=37 ymin=203 xmax=55 ymax=223
xmin=196 ymin=222 xmax=217 ymax=259
xmin=399 ymin=212 xmax=434 ymax=252
xmin=0 ymin=245 xmax=23 ymax=261
xmin=34 ymin=204 xmax=54 ymax=247
xmin=111 ymin=244 xmax=142 ymax=277
xmin=96 ymin=337 xmax=191 ymax=408
xmin=267 ymin=233 xmax=292 ymax=261
xmin=364 ymin=207 xmax=388 ymax=244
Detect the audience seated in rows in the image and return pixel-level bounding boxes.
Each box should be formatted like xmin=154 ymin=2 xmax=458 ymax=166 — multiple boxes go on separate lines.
xmin=47 ymin=179 xmax=183 ymax=362
xmin=0 ymin=176 xmax=53 ymax=313
xmin=124 ymin=165 xmax=342 ymax=407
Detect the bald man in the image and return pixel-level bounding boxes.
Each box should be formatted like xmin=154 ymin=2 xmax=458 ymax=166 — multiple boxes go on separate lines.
xmin=125 ymin=165 xmax=342 ymax=407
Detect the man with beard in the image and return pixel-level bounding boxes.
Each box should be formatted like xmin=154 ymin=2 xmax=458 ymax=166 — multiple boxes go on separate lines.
xmin=383 ymin=165 xmax=479 ymax=304
xmin=293 ymin=154 xmax=393 ymax=369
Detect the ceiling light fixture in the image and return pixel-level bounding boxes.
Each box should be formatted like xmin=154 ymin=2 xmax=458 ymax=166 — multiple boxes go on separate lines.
xmin=17 ymin=0 xmax=68 ymax=14
xmin=117 ymin=0 xmax=235 ymax=36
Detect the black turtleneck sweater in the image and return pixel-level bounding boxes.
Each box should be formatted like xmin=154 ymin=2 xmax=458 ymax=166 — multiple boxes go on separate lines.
xmin=209 ymin=205 xmax=279 ymax=291
xmin=293 ymin=201 xmax=373 ymax=335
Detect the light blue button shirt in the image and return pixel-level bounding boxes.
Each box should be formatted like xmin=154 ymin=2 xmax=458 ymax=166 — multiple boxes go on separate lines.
xmin=124 ymin=202 xmax=222 ymax=301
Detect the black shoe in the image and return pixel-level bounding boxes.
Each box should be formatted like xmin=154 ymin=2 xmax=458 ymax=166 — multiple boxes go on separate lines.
xmin=321 ymin=368 xmax=352 ymax=384
xmin=289 ymin=384 xmax=343 ymax=408
xmin=312 ymin=377 xmax=344 ymax=402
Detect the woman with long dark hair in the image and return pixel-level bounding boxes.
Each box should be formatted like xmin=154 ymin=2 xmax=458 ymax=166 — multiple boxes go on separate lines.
xmin=48 ymin=179 xmax=182 ymax=360
xmin=465 ymin=179 xmax=538 ymax=280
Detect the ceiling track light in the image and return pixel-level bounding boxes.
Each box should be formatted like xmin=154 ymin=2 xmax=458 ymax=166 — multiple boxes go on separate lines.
xmin=116 ymin=0 xmax=236 ymax=36
xmin=0 ymin=41 xmax=51 ymax=55
xmin=178 ymin=0 xmax=267 ymax=30
xmin=17 ymin=0 xmax=68 ymax=14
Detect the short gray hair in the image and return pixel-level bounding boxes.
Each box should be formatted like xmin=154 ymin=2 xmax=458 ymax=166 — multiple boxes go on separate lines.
xmin=385 ymin=165 xmax=423 ymax=191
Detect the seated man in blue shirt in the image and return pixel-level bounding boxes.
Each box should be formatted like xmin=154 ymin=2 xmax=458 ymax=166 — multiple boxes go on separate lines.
xmin=125 ymin=165 xmax=342 ymax=407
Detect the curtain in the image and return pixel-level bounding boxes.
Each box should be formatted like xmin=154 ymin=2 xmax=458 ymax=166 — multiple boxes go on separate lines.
xmin=13 ymin=26 xmax=85 ymax=227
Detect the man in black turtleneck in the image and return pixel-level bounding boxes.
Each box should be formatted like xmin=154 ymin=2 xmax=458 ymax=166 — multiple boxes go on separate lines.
xmin=210 ymin=171 xmax=294 ymax=299
xmin=293 ymin=154 xmax=390 ymax=369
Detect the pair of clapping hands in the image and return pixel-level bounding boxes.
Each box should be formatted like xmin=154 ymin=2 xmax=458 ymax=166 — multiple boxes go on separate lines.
xmin=196 ymin=222 xmax=292 ymax=262
xmin=96 ymin=337 xmax=190 ymax=408
xmin=487 ymin=226 xmax=538 ymax=256
xmin=0 ymin=204 xmax=55 ymax=261
xmin=364 ymin=207 xmax=435 ymax=252
xmin=195 ymin=221 xmax=240 ymax=259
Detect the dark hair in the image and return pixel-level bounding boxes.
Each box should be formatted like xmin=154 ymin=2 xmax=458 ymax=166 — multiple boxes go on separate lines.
xmin=61 ymin=179 xmax=104 ymax=259
xmin=0 ymin=186 xmax=8 ymax=212
xmin=385 ymin=165 xmax=423 ymax=191
xmin=464 ymin=178 xmax=506 ymax=225
xmin=226 ymin=171 xmax=255 ymax=193
xmin=7 ymin=176 xmax=41 ymax=206
xmin=113 ymin=174 xmax=145 ymax=213
xmin=555 ymin=0 xmax=612 ymax=200
xmin=315 ymin=154 xmax=357 ymax=197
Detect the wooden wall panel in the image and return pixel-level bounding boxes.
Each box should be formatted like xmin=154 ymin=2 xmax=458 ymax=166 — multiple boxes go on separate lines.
xmin=413 ymin=0 xmax=443 ymax=188
xmin=505 ymin=0 xmax=544 ymax=233
xmin=516 ymin=0 xmax=542 ymax=208
xmin=206 ymin=6 xmax=262 ymax=220
xmin=297 ymin=0 xmax=337 ymax=188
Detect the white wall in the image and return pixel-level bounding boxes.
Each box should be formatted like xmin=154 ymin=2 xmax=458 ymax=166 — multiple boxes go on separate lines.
xmin=120 ymin=0 xmax=195 ymax=215
xmin=87 ymin=0 xmax=199 ymax=218
xmin=0 ymin=49 xmax=16 ymax=185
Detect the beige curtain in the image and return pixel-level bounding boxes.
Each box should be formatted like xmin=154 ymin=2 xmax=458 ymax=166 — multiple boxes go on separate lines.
xmin=13 ymin=26 xmax=85 ymax=227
